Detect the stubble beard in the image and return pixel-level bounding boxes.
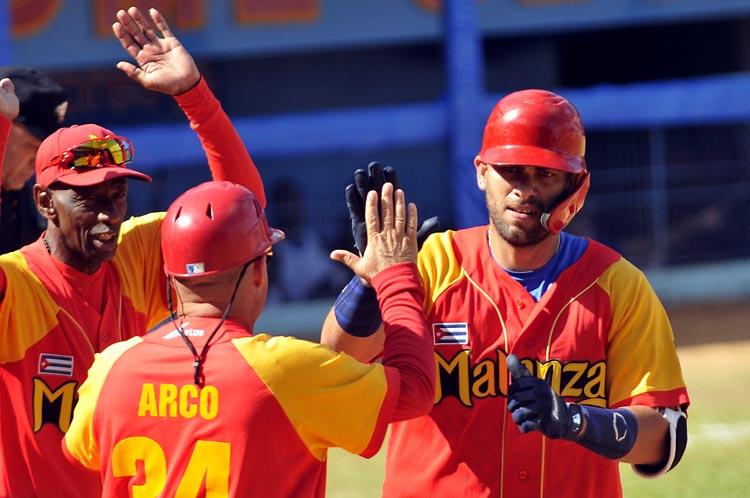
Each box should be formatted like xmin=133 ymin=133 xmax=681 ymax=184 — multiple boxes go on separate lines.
xmin=486 ymin=194 xmax=550 ymax=248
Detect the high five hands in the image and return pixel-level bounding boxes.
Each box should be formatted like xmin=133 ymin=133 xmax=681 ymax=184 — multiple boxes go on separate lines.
xmin=332 ymin=183 xmax=419 ymax=283
xmin=347 ymin=162 xmax=440 ymax=256
xmin=112 ymin=7 xmax=200 ymax=95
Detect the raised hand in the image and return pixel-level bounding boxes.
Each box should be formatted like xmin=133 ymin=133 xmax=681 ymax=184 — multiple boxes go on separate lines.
xmin=0 ymin=78 xmax=20 ymax=122
xmin=112 ymin=7 xmax=200 ymax=95
xmin=332 ymin=183 xmax=418 ymax=282
xmin=347 ymin=161 xmax=439 ymax=255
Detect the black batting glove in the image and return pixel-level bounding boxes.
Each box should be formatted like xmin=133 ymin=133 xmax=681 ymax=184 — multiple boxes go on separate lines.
xmin=506 ymin=354 xmax=584 ymax=441
xmin=347 ymin=161 xmax=440 ymax=255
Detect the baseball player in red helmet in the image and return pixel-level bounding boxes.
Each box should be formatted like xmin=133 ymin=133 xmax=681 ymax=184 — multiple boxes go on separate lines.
xmin=63 ymin=180 xmax=435 ymax=497
xmin=322 ymin=89 xmax=689 ymax=498
xmin=0 ymin=7 xmax=266 ymax=498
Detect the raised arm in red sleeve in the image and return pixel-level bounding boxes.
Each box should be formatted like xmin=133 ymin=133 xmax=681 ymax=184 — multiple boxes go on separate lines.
xmin=371 ymin=262 xmax=435 ymax=421
xmin=173 ymin=78 xmax=266 ymax=207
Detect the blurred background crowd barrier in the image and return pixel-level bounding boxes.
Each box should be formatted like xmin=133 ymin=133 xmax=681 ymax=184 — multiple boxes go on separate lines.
xmin=3 ymin=0 xmax=750 ymax=334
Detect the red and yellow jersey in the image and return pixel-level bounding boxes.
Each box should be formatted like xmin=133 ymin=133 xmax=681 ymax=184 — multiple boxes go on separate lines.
xmin=0 ymin=213 xmax=168 ymax=497
xmin=62 ymin=317 xmax=400 ymax=498
xmin=0 ymin=78 xmax=265 ymax=498
xmin=383 ymin=226 xmax=690 ymax=498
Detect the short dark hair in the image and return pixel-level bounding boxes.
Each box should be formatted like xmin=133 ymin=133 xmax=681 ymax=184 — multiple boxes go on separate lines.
xmin=0 ymin=66 xmax=68 ymax=141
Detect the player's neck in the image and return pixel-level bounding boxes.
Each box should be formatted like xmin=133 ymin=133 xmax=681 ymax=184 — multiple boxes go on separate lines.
xmin=488 ymin=228 xmax=560 ymax=272
xmin=179 ymin=302 xmax=256 ymax=331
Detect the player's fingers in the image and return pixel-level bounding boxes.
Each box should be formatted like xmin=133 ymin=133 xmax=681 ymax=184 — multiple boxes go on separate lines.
xmin=330 ymin=250 xmax=362 ymax=271
xmin=394 ymin=189 xmax=406 ymax=234
xmin=407 ymin=202 xmax=418 ymax=240
xmin=112 ymin=22 xmax=141 ymax=60
xmin=131 ymin=6 xmax=161 ymax=41
xmin=150 ymin=8 xmax=174 ymax=39
xmin=368 ymin=161 xmax=385 ymax=192
xmin=116 ymin=62 xmax=142 ymax=82
xmin=510 ymin=406 xmax=540 ymax=426
xmin=507 ymin=388 xmax=539 ymax=406
xmin=118 ymin=8 xmax=147 ymax=48
xmin=417 ymin=217 xmax=439 ymax=242
xmin=364 ymin=189 xmax=380 ymax=236
xmin=354 ymin=168 xmax=368 ymax=203
xmin=0 ymin=78 xmax=15 ymax=93
xmin=380 ymin=183 xmax=395 ymax=231
xmin=383 ymin=166 xmax=400 ymax=190
xmin=519 ymin=419 xmax=542 ymax=434
xmin=345 ymin=184 xmax=365 ymax=221
xmin=507 ymin=354 xmax=533 ymax=380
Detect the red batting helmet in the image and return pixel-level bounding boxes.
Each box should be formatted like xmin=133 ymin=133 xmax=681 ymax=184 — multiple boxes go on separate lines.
xmin=161 ymin=181 xmax=284 ymax=278
xmin=478 ymin=89 xmax=590 ymax=233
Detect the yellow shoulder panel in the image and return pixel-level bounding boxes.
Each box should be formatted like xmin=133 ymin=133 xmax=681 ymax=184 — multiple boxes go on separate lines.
xmin=112 ymin=212 xmax=168 ymax=329
xmin=0 ymin=252 xmax=60 ymax=363
xmin=596 ymin=258 xmax=687 ymax=406
xmin=64 ymin=337 xmax=144 ymax=470
xmin=232 ymin=334 xmax=389 ymax=460
xmin=418 ymin=231 xmax=464 ymax=313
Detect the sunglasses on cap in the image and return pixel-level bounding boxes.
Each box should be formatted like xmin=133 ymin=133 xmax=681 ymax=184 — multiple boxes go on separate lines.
xmin=51 ymin=136 xmax=135 ymax=169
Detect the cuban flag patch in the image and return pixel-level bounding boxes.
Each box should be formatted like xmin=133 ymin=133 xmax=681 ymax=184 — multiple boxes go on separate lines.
xmin=433 ymin=322 xmax=469 ymax=345
xmin=38 ymin=353 xmax=74 ymax=377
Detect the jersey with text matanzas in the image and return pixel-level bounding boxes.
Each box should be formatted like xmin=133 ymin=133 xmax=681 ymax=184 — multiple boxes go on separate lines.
xmin=62 ymin=317 xmax=400 ymax=498
xmin=383 ymin=226 xmax=689 ymax=498
xmin=0 ymin=213 xmax=167 ymax=498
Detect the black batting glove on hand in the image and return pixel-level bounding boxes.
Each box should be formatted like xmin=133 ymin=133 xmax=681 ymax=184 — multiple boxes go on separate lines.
xmin=346 ymin=161 xmax=440 ymax=255
xmin=506 ymin=354 xmax=584 ymax=441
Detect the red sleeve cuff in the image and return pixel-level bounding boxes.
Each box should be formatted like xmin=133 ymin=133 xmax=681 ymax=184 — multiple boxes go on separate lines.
xmin=371 ymin=262 xmax=423 ymax=303
xmin=611 ymin=387 xmax=690 ymax=411
xmin=173 ymin=77 xmax=218 ymax=124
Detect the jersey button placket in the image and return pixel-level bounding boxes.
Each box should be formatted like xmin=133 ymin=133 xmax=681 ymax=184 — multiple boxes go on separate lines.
xmin=518 ymin=470 xmax=528 ymax=480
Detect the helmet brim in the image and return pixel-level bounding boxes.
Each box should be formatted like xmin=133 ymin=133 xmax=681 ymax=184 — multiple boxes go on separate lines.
xmin=479 ymin=145 xmax=586 ymax=174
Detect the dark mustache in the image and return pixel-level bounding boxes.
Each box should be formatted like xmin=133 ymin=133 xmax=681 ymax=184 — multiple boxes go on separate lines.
xmin=507 ymin=199 xmax=544 ymax=212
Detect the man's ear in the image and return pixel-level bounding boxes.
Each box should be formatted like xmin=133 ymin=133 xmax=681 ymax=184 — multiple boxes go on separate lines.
xmin=33 ymin=184 xmax=56 ymax=221
xmin=251 ymin=256 xmax=267 ymax=288
xmin=474 ymin=156 xmax=488 ymax=191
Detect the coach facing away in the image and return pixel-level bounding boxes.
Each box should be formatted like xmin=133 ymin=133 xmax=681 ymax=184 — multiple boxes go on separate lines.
xmin=63 ymin=180 xmax=435 ymax=497
xmin=322 ymin=89 xmax=689 ymax=498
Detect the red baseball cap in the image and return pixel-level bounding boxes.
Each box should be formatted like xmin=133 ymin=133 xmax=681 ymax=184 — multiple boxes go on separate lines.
xmin=35 ymin=123 xmax=152 ymax=187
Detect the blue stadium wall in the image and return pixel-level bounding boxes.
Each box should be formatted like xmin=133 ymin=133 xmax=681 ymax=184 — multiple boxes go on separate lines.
xmin=6 ymin=0 xmax=750 ymax=307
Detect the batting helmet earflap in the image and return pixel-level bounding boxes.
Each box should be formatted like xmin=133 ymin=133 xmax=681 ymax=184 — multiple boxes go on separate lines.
xmin=161 ymin=181 xmax=284 ymax=278
xmin=479 ymin=89 xmax=589 ymax=233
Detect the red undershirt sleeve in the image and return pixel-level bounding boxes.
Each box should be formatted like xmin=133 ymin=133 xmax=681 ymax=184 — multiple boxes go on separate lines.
xmin=371 ymin=262 xmax=435 ymax=421
xmin=173 ymin=78 xmax=266 ymax=208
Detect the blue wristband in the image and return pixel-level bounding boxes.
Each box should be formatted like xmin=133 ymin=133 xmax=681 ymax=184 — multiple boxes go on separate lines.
xmin=577 ymin=405 xmax=638 ymax=460
xmin=333 ymin=276 xmax=383 ymax=337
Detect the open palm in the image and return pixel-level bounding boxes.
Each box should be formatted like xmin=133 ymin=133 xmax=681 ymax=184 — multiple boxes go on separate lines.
xmin=112 ymin=7 xmax=200 ymax=95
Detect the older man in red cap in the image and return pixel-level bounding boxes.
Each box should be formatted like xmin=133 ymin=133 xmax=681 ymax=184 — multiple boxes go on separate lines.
xmin=0 ymin=7 xmax=264 ymax=498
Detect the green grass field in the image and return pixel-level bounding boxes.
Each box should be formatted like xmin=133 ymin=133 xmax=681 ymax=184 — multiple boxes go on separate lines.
xmin=326 ymin=340 xmax=750 ymax=498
